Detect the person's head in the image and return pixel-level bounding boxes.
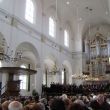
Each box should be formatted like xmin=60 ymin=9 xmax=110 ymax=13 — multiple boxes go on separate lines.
xmin=30 ymin=103 xmax=45 ymax=110
xmin=37 ymin=102 xmax=45 ymax=110
xmin=2 ymin=101 xmax=10 ymax=110
xmin=60 ymin=94 xmax=68 ymax=101
xmin=8 ymin=101 xmax=23 ymax=110
xmin=50 ymin=98 xmax=65 ymax=110
xmin=74 ymin=99 xmax=85 ymax=107
xmin=40 ymin=98 xmax=47 ymax=105
xmin=69 ymin=99 xmax=89 ymax=110
xmin=69 ymin=103 xmax=85 ymax=110
xmin=63 ymin=98 xmax=71 ymax=110
xmin=97 ymin=94 xmax=105 ymax=105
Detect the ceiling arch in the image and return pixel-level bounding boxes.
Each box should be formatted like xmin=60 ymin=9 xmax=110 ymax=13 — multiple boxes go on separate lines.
xmin=83 ymin=24 xmax=110 ymax=41
xmin=15 ymin=42 xmax=40 ymax=70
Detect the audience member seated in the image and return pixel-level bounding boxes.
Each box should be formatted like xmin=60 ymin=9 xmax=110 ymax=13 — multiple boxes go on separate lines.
xmin=8 ymin=101 xmax=23 ymax=110
xmin=69 ymin=103 xmax=86 ymax=110
xmin=2 ymin=101 xmax=10 ymax=110
xmin=90 ymin=94 xmax=110 ymax=110
xmin=40 ymin=98 xmax=48 ymax=110
xmin=26 ymin=103 xmax=45 ymax=110
xmin=60 ymin=94 xmax=68 ymax=101
xmin=74 ymin=99 xmax=89 ymax=110
xmin=50 ymin=98 xmax=66 ymax=110
xmin=63 ymin=98 xmax=71 ymax=110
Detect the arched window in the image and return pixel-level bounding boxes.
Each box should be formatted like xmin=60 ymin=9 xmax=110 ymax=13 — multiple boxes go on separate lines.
xmin=49 ymin=17 xmax=56 ymax=37
xmin=64 ymin=30 xmax=69 ymax=47
xmin=25 ymin=0 xmax=34 ymax=23
xmin=19 ymin=64 xmax=27 ymax=90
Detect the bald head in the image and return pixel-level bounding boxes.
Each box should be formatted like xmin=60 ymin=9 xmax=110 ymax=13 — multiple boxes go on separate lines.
xmin=8 ymin=101 xmax=23 ymax=110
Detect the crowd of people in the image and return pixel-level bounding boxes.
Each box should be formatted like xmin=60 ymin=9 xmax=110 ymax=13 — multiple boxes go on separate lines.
xmin=0 ymin=83 xmax=110 ymax=110
xmin=0 ymin=93 xmax=110 ymax=110
xmin=42 ymin=83 xmax=110 ymax=95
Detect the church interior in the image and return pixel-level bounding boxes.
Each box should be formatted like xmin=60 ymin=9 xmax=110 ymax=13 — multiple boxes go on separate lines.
xmin=0 ymin=0 xmax=110 ymax=110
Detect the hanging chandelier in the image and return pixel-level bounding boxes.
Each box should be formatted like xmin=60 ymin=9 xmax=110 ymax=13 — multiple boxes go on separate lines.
xmin=47 ymin=62 xmax=60 ymax=75
xmin=0 ymin=38 xmax=22 ymax=62
xmin=0 ymin=48 xmax=22 ymax=62
xmin=50 ymin=64 xmax=60 ymax=75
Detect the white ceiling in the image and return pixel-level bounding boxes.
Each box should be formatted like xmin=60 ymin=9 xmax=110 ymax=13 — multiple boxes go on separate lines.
xmin=43 ymin=0 xmax=110 ymax=37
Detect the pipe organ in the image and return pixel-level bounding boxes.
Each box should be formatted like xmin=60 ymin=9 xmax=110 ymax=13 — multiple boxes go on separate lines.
xmin=85 ymin=32 xmax=109 ymax=76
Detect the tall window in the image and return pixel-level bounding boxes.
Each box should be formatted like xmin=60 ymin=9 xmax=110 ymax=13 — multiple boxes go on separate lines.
xmin=64 ymin=30 xmax=69 ymax=47
xmin=109 ymin=57 xmax=110 ymax=64
xmin=61 ymin=70 xmax=64 ymax=84
xmin=49 ymin=17 xmax=56 ymax=37
xmin=25 ymin=0 xmax=34 ymax=23
xmin=19 ymin=65 xmax=27 ymax=90
xmin=0 ymin=61 xmax=2 ymax=67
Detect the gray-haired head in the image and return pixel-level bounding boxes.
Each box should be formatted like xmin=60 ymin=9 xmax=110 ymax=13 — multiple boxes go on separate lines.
xmin=8 ymin=101 xmax=23 ymax=110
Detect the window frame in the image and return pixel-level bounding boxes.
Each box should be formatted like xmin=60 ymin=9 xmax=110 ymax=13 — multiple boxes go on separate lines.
xmin=19 ymin=64 xmax=27 ymax=90
xmin=61 ymin=70 xmax=64 ymax=84
xmin=64 ymin=29 xmax=69 ymax=47
xmin=25 ymin=0 xmax=35 ymax=23
xmin=49 ymin=17 xmax=56 ymax=38
xmin=0 ymin=61 xmax=2 ymax=67
xmin=19 ymin=75 xmax=27 ymax=90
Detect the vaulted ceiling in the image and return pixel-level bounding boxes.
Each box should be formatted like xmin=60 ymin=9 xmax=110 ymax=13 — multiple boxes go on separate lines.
xmin=43 ymin=0 xmax=110 ymax=39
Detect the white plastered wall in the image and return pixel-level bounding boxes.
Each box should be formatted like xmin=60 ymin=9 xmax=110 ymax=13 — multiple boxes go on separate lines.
xmin=0 ymin=0 xmax=75 ymax=95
